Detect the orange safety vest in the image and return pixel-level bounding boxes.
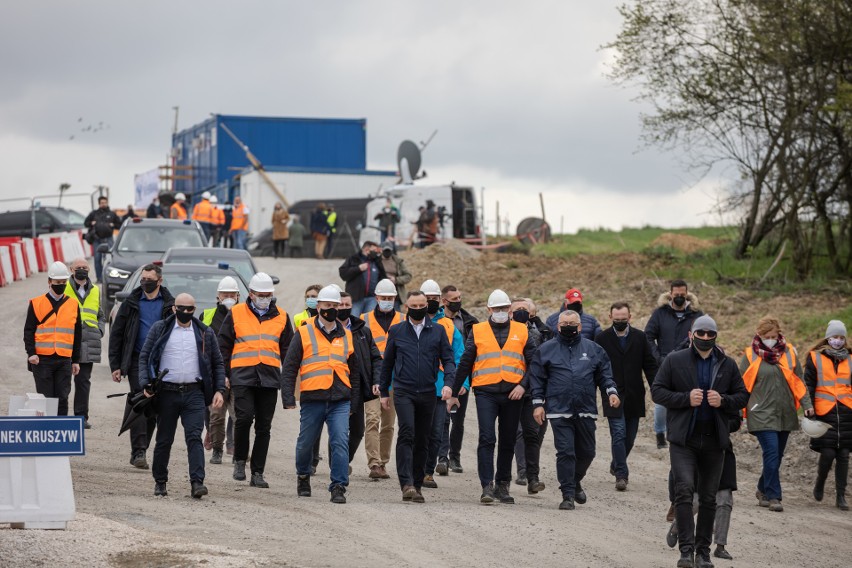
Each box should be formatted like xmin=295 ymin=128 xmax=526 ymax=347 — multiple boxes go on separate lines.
xmin=361 ymin=311 xmax=403 ymax=356
xmin=742 ymin=346 xmax=806 ymax=418
xmin=230 ymin=303 xmax=288 ymax=369
xmin=470 ymin=321 xmax=527 ymax=387
xmin=193 ymin=200 xmax=214 ymax=224
xmin=811 ymin=351 xmax=852 ymax=415
xmin=31 ymin=295 xmax=78 ymax=358
xmin=298 ymin=322 xmax=354 ymax=392
xmin=435 ymin=317 xmax=456 ymax=371
xmin=231 ymin=204 xmax=248 ymax=231
xmin=213 ymin=207 xmax=225 ymax=226
xmin=171 ymin=203 xmax=187 ymax=220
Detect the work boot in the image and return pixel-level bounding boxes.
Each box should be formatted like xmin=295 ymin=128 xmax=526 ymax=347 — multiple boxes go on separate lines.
xmin=233 ymin=460 xmax=246 ymax=481
xmin=695 ymin=550 xmax=714 ymax=568
xmin=755 ymin=490 xmax=769 ymax=507
xmin=575 ymin=484 xmax=587 ymax=504
xmin=495 ymin=482 xmax=515 ymax=504
xmin=402 ymin=485 xmax=417 ymax=502
xmin=154 ymin=481 xmax=167 ymax=497
xmin=713 ymin=545 xmax=732 ymax=560
xmin=656 ymin=433 xmax=668 ymax=449
xmin=131 ymin=451 xmax=148 ymax=470
xmin=768 ymin=498 xmax=783 ymax=512
xmin=527 ymin=476 xmax=545 ymax=494
xmin=836 ymin=452 xmax=849 ymax=511
xmin=422 ymin=474 xmax=438 ymax=488
xmin=558 ymin=497 xmax=575 ymax=510
xmin=378 ymin=465 xmax=391 ymax=479
xmin=616 ymin=478 xmax=628 ymax=491
xmin=369 ymin=465 xmax=383 ymax=479
xmin=814 ymin=450 xmax=833 ymax=501
xmin=435 ymin=459 xmax=449 ymax=476
xmin=515 ymin=468 xmax=527 ymax=486
xmin=677 ymin=550 xmax=694 ymax=568
xmin=250 ymin=472 xmax=269 ymax=488
xmin=297 ymin=475 xmax=311 ymax=497
xmin=448 ymin=457 xmax=463 ymax=473
xmin=412 ymin=488 xmax=425 ymax=503
xmin=191 ymin=480 xmax=208 ymax=499
xmin=330 ymin=485 xmax=346 ymax=504
xmin=480 ymin=482 xmax=496 ymax=504
xmin=210 ymin=449 xmax=223 ymax=465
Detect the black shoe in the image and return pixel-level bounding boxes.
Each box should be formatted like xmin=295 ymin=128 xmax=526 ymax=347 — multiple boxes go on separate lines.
xmin=575 ymin=486 xmax=587 ymax=505
xmin=677 ymin=550 xmax=694 ymax=568
xmin=210 ymin=449 xmax=223 ymax=464
xmin=233 ymin=460 xmax=246 ymax=481
xmin=515 ymin=469 xmax=527 ymax=486
xmin=666 ymin=522 xmax=678 ymax=548
xmin=311 ymin=465 xmax=317 ymax=476
xmin=616 ymin=478 xmax=628 ymax=491
xmin=657 ymin=433 xmax=668 ymax=449
xmin=448 ymin=457 xmax=463 ymax=473
xmin=559 ymin=497 xmax=575 ymax=510
xmin=330 ymin=485 xmax=346 ymax=504
xmin=131 ymin=451 xmax=148 ymax=470
xmin=191 ymin=481 xmax=208 ymax=499
xmin=84 ymin=421 xmax=92 ymax=430
xmin=713 ymin=545 xmax=732 ymax=560
xmin=435 ymin=460 xmax=449 ymax=476
xmin=250 ymin=472 xmax=269 ymax=488
xmin=695 ymin=551 xmax=714 ymax=568
xmin=528 ymin=476 xmax=545 ymax=494
xmin=495 ymin=482 xmax=515 ymax=504
xmin=298 ymin=475 xmax=311 ymax=497
xmin=480 ymin=483 xmax=495 ymax=504
xmin=838 ymin=493 xmax=849 ymax=511
xmin=154 ymin=481 xmax=167 ymax=497
xmin=814 ymin=482 xmax=825 ymax=502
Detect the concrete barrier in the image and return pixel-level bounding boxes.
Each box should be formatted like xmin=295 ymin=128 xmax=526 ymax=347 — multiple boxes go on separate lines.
xmin=0 ymin=247 xmax=13 ymax=287
xmin=21 ymin=239 xmax=37 ymax=276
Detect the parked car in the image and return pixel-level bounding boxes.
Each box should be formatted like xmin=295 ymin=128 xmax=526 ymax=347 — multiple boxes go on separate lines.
xmin=109 ymin=262 xmax=249 ymax=325
xmin=161 ymin=247 xmax=279 ymax=286
xmin=0 ymin=206 xmax=86 ymax=238
xmin=99 ymin=218 xmax=207 ymax=315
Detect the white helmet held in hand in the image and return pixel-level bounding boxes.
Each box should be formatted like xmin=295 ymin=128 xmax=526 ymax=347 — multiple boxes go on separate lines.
xmin=375 ymin=278 xmax=397 ymax=297
xmin=420 ymin=279 xmax=441 ymax=296
xmin=249 ymin=272 xmax=275 ymax=293
xmin=801 ymin=417 xmax=832 ymax=438
xmin=317 ymin=284 xmax=341 ymax=304
xmin=487 ymin=289 xmax=511 ymax=308
xmin=48 ymin=261 xmax=71 ymax=279
xmin=217 ymin=276 xmax=240 ymax=293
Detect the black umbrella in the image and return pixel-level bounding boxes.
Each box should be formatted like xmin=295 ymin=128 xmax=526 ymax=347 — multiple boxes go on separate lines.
xmin=117 ymin=368 xmax=169 ymax=436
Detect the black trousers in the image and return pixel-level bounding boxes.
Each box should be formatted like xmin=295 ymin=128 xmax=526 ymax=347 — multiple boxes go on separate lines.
xmin=273 ymin=239 xmax=287 ymax=258
xmin=474 ymin=390 xmax=523 ymax=486
xmin=348 ymin=401 xmax=366 ymax=463
xmin=515 ymin=396 xmax=548 ymax=478
xmin=550 ymin=416 xmax=597 ymax=499
xmin=394 ymin=391 xmax=436 ymax=489
xmin=232 ymin=385 xmax=278 ymax=474
xmin=670 ymin=425 xmax=725 ymax=555
xmin=152 ymin=387 xmax=206 ymax=484
xmin=73 ymin=362 xmax=93 ymax=419
xmin=439 ymin=390 xmax=469 ymax=462
xmin=124 ymin=352 xmax=156 ymax=454
xmin=31 ymin=357 xmax=71 ymax=415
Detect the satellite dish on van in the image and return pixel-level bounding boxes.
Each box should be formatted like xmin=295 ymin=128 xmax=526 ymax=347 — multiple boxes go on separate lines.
xmin=397 ymin=140 xmax=422 ymax=184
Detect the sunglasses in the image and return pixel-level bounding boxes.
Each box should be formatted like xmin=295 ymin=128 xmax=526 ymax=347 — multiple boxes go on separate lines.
xmin=175 ymin=305 xmax=195 ymax=313
xmin=694 ymin=330 xmax=717 ymax=339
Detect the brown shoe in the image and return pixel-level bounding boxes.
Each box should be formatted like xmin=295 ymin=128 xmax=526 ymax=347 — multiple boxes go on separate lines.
xmin=402 ymin=485 xmax=417 ymax=501
xmin=412 ymin=488 xmax=425 ymax=503
xmin=369 ymin=465 xmax=383 ymax=479
xmin=768 ymin=499 xmax=783 ymax=512
xmin=378 ymin=465 xmax=391 ymax=479
xmin=666 ymin=503 xmax=675 ymax=522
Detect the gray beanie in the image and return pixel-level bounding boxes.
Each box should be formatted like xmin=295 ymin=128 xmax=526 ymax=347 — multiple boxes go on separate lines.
xmin=691 ymin=314 xmax=718 ymax=333
xmin=825 ymin=320 xmax=847 ymax=339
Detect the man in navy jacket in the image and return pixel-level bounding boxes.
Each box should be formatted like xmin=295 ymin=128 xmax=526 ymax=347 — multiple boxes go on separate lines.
xmin=379 ymin=291 xmax=456 ymax=503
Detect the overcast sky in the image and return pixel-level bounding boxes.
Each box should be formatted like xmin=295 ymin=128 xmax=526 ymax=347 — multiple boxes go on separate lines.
xmin=0 ymin=1 xmax=732 ymax=232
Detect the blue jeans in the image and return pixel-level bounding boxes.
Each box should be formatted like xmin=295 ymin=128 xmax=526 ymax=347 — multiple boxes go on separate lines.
xmin=754 ymin=430 xmax=789 ymax=501
xmin=474 ymin=391 xmax=523 ymax=486
xmin=94 ymin=236 xmax=113 ymax=282
xmin=351 ymin=297 xmax=378 ymax=318
xmin=231 ymin=229 xmax=247 ymax=250
xmin=295 ymin=400 xmax=350 ymax=490
xmin=550 ymin=416 xmax=596 ymax=499
xmin=654 ymin=403 xmax=667 ymax=434
xmin=608 ymin=416 xmax=629 ymax=479
xmin=152 ymin=387 xmax=206 ymax=484
xmin=624 ymin=416 xmax=640 ymax=459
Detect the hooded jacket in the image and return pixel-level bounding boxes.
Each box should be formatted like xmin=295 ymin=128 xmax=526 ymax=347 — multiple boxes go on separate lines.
xmin=645 ymin=292 xmax=703 ymax=360
xmin=545 ymin=308 xmax=602 ymax=341
xmin=379 ymin=317 xmax=456 ymax=397
xmin=108 ymin=285 xmax=175 ymax=375
xmin=595 ymin=325 xmax=660 ymax=418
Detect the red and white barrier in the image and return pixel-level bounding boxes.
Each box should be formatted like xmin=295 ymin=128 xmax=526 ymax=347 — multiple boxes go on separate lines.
xmin=9 ymin=243 xmax=26 ymax=281
xmin=0 ymin=247 xmax=13 ymax=287
xmin=21 ymin=239 xmax=37 ymax=276
xmin=0 ymin=230 xmax=96 ymax=288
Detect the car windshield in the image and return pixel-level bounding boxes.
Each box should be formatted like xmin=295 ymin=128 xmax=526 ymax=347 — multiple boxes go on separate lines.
xmin=117 ymin=227 xmax=205 ymax=253
xmin=48 ymin=208 xmax=86 ymax=227
xmin=164 ymin=254 xmax=254 ymax=284
xmin=161 ymin=272 xmax=249 ymax=303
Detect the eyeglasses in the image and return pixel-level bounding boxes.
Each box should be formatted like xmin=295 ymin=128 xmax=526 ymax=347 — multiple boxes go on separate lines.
xmin=175 ymin=305 xmax=195 ymax=313
xmin=694 ymin=330 xmax=717 ymax=339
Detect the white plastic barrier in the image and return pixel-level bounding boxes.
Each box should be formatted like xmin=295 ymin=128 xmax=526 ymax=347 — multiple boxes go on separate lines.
xmin=37 ymin=235 xmax=55 ymax=266
xmin=0 ymin=247 xmax=13 ymax=286
xmin=22 ymin=239 xmax=38 ymax=276
xmin=10 ymin=243 xmax=26 ymax=281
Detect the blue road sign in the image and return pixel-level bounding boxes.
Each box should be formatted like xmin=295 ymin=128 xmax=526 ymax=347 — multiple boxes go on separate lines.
xmin=0 ymin=416 xmax=85 ymax=457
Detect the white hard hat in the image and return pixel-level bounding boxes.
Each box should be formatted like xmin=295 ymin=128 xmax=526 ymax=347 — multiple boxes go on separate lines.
xmin=801 ymin=417 xmax=832 ymax=438
xmin=217 ymin=276 xmax=240 ymax=293
xmin=249 ymin=272 xmax=275 ymax=293
xmin=174 ymin=192 xmax=186 ymax=200
xmin=487 ymin=289 xmax=512 ymax=308
xmin=375 ymin=278 xmax=397 ymax=297
xmin=420 ymin=279 xmax=441 ymax=296
xmin=201 ymin=191 xmax=211 ymax=200
xmin=47 ymin=261 xmax=71 ymax=279
xmin=317 ymin=284 xmax=341 ymax=304
xmin=209 ymin=195 xmax=218 ymax=204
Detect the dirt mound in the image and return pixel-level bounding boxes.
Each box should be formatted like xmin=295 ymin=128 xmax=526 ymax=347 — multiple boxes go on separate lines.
xmin=650 ymin=232 xmax=716 ymax=253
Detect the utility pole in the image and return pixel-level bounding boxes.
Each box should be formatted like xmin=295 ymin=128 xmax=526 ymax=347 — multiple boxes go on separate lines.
xmin=480 ymin=187 xmax=486 ymax=248
xmin=58 ymin=183 xmax=71 ymax=207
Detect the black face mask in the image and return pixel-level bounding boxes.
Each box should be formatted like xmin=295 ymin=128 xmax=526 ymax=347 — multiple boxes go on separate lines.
xmin=512 ymin=310 xmax=530 ymax=324
xmin=175 ymin=311 xmax=193 ymax=324
xmin=408 ymin=307 xmax=428 ymax=321
xmin=427 ymin=299 xmax=440 ymax=315
xmin=337 ymin=308 xmax=352 ymax=321
xmin=382 ymin=250 xmax=392 ymax=258
xmin=613 ymin=320 xmax=629 ymax=332
xmin=51 ymin=283 xmax=66 ymax=296
xmin=559 ymin=324 xmax=580 ymax=340
xmin=74 ymin=269 xmax=88 ymax=281
xmin=142 ymin=280 xmax=159 ymax=294
xmin=367 ymin=251 xmax=379 ymax=260
xmin=319 ymin=308 xmax=339 ymax=322
xmin=693 ymin=337 xmax=716 ymax=352
xmin=446 ymin=301 xmax=462 ymax=313
xmin=565 ymin=302 xmax=583 ymax=314
xmin=673 ymin=295 xmax=687 ymax=308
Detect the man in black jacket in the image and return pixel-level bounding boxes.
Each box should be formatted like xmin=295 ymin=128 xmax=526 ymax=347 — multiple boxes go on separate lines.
xmin=651 ymin=315 xmax=748 ymax=568
xmin=84 ymin=195 xmax=122 ymax=282
xmin=109 ymin=263 xmax=175 ymax=468
xmin=338 ymin=241 xmax=386 ymax=317
xmin=139 ymin=293 xmax=226 ymax=498
xmin=595 ymin=301 xmax=659 ymax=491
xmin=379 ymin=291 xmax=456 ymax=503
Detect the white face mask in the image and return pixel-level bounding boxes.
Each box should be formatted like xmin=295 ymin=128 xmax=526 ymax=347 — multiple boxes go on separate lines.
xmin=253 ymin=296 xmax=272 ymax=310
xmin=221 ymin=298 xmax=237 ymax=310
xmin=761 ymin=338 xmax=777 ymax=348
xmin=378 ymin=300 xmax=395 ymax=312
xmin=491 ymin=311 xmax=509 ymax=324
xmin=828 ymin=337 xmax=846 ymax=350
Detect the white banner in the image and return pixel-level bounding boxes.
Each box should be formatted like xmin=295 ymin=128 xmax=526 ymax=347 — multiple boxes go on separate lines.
xmin=134 ymin=169 xmax=160 ymax=211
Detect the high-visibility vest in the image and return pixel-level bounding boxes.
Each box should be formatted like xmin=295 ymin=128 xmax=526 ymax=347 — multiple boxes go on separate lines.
xmin=326 ymin=211 xmax=337 ymax=233
xmin=31 ymin=295 xmax=78 ymax=358
xmin=230 ymin=303 xmax=288 ymax=369
xmin=470 ymin=321 xmax=527 ymax=387
xmin=294 ymin=309 xmax=312 ymax=328
xmin=435 ymin=316 xmax=456 ymax=371
xmin=811 ymin=351 xmax=852 ymax=415
xmin=231 ymin=204 xmax=248 ymax=231
xmin=361 ymin=310 xmax=403 ymax=356
xmin=171 ymin=203 xmax=187 ymax=220
xmin=193 ymin=200 xmax=214 ymax=224
xmin=297 ymin=322 xmax=353 ymax=392
xmin=213 ymin=207 xmax=225 ymax=226
xmin=201 ymin=307 xmax=216 ymax=326
xmin=742 ymin=346 xmax=805 ymax=417
xmin=64 ymin=281 xmax=99 ymax=329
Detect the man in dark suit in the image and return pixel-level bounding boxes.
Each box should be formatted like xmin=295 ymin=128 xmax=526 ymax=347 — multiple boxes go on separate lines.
xmin=594 ymin=301 xmax=659 ymax=491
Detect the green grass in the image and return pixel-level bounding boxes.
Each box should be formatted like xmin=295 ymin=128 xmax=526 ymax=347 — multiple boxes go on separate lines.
xmin=533 ymin=225 xmax=736 ymax=256
xmin=794 ymin=304 xmax=852 ymax=344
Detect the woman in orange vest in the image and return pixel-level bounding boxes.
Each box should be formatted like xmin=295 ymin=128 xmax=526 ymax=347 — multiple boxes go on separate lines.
xmin=737 ymin=316 xmax=813 ymax=512
xmin=804 ymin=320 xmax=851 ymax=511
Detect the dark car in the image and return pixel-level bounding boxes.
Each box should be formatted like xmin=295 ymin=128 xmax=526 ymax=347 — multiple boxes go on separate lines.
xmin=0 ymin=206 xmax=86 ymax=238
xmin=161 ymin=247 xmax=279 ymax=286
xmin=109 ymin=262 xmax=250 ymax=325
xmin=99 ymin=218 xmax=207 ymax=315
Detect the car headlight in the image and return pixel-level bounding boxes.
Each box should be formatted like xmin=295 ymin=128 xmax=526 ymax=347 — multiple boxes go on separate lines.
xmin=247 ymin=241 xmax=258 ymax=250
xmin=107 ymin=267 xmax=131 ymax=279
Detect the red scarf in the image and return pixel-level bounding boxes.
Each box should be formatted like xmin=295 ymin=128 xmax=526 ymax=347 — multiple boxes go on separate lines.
xmin=751 ymin=334 xmax=787 ymax=365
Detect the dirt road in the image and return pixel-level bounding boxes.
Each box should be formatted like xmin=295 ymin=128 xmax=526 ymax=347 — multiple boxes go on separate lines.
xmin=1 ymin=256 xmax=850 ymax=567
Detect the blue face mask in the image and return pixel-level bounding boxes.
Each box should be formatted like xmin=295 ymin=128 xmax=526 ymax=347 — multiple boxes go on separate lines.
xmin=306 ymin=297 xmax=318 ymax=310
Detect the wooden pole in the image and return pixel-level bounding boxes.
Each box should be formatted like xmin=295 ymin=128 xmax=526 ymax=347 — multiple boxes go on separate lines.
xmin=539 ymin=192 xmax=546 ymax=222
xmin=496 ymin=201 xmax=500 ymax=237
